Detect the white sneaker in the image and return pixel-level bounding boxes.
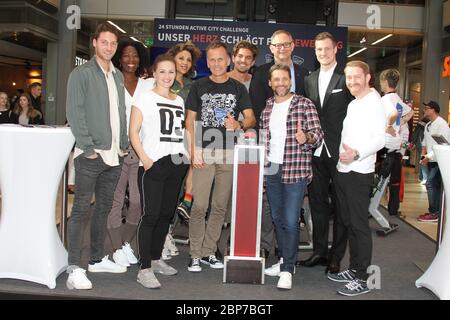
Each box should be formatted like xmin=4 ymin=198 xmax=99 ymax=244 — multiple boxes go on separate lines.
xmin=164 ymin=233 xmax=179 ymax=256
xmin=66 ymin=268 xmax=93 ymax=290
xmin=88 ymin=255 xmax=127 ymax=273
xmin=277 ymin=271 xmax=292 ymax=290
xmin=137 ymin=268 xmax=161 ymax=289
xmin=152 ymin=259 xmax=178 ymax=276
xmin=265 ymin=258 xmax=283 ymax=277
xmin=161 ymin=247 xmax=172 ymax=260
xmin=113 ymin=249 xmax=130 ymax=267
xmin=122 ymin=242 xmax=138 ymax=264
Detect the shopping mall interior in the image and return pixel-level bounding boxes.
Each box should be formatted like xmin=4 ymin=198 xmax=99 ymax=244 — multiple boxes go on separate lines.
xmin=0 ymin=0 xmax=449 ymax=301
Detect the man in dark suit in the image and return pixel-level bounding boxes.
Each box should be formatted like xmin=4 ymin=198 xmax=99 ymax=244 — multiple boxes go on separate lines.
xmin=249 ymin=29 xmax=309 ymax=260
xmin=298 ymin=32 xmax=353 ymax=273
xmin=249 ymin=29 xmax=310 ymax=129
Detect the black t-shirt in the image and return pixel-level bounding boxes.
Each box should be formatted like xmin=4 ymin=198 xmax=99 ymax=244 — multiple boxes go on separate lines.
xmin=186 ymin=77 xmax=252 ymax=149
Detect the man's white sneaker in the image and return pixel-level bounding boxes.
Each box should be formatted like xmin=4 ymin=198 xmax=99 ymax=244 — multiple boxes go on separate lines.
xmin=66 ymin=268 xmax=92 ymax=290
xmin=164 ymin=233 xmax=179 ymax=256
xmin=88 ymin=255 xmax=127 ymax=273
xmin=265 ymin=258 xmax=283 ymax=277
xmin=264 ymin=258 xmax=295 ymax=277
xmin=122 ymin=242 xmax=138 ymax=264
xmin=277 ymin=271 xmax=292 ymax=290
xmin=113 ymin=249 xmax=130 ymax=267
xmin=152 ymin=259 xmax=178 ymax=276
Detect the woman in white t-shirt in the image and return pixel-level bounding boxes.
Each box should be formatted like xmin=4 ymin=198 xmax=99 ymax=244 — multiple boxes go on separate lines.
xmin=106 ymin=40 xmax=154 ymax=268
xmin=130 ymin=54 xmax=189 ymax=289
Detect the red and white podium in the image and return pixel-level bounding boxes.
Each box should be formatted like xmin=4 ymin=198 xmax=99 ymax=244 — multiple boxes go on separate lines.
xmin=416 ymin=145 xmax=450 ymax=299
xmin=223 ymin=144 xmax=265 ymax=284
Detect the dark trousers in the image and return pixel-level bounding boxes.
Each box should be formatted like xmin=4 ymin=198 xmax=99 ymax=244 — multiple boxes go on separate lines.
xmin=426 ymin=162 xmax=442 ymax=214
xmin=137 ymin=155 xmax=188 ymax=269
xmin=386 ymin=151 xmax=402 ymax=216
xmin=334 ymin=171 xmax=374 ymax=281
xmin=260 ymin=191 xmax=275 ymax=254
xmin=68 ymin=156 xmax=123 ymax=267
xmin=308 ymin=151 xmax=346 ymax=260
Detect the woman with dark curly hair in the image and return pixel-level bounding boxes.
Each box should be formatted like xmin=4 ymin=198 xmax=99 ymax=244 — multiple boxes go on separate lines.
xmin=106 ymin=39 xmax=154 ymax=268
xmin=167 ymin=41 xmax=201 ymax=102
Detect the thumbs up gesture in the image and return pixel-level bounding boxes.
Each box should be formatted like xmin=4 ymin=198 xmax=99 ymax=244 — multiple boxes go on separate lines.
xmin=339 ymin=143 xmax=357 ymax=164
xmin=296 ymin=125 xmax=307 ymax=144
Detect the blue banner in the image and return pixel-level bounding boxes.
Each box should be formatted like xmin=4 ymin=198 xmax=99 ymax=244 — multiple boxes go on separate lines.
xmin=153 ymin=18 xmax=348 ymax=72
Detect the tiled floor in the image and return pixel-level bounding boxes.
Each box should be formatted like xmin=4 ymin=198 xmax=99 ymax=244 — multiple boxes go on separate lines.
xmin=395 ymin=167 xmax=438 ymax=241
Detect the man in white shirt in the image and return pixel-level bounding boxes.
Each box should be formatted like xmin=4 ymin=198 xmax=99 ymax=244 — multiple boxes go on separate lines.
xmin=328 ymin=60 xmax=385 ymax=297
xmin=417 ymin=101 xmax=450 ymax=222
xmin=379 ymin=69 xmax=413 ymax=217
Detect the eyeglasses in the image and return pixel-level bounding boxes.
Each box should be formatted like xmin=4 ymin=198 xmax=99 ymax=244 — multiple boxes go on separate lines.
xmin=271 ymin=42 xmax=293 ymax=49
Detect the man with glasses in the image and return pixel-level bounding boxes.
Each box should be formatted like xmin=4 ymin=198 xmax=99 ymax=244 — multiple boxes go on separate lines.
xmin=249 ymin=30 xmax=309 ymax=261
xmin=417 ymin=101 xmax=450 ymax=223
xmin=250 ymin=30 xmax=310 ymax=129
xmin=66 ymin=23 xmax=128 ymax=290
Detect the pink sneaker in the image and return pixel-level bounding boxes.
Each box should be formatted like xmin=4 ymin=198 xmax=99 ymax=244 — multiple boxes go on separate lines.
xmin=418 ymin=213 xmax=438 ymax=223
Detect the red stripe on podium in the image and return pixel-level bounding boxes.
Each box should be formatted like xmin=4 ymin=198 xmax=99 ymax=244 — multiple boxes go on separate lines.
xmin=234 ymin=162 xmax=260 ymax=257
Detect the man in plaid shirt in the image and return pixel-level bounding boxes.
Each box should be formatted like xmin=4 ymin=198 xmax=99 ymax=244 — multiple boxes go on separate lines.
xmin=260 ymin=63 xmax=323 ymax=290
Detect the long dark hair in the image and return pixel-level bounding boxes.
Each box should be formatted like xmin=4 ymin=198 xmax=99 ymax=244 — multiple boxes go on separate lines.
xmin=112 ymin=39 xmax=150 ymax=78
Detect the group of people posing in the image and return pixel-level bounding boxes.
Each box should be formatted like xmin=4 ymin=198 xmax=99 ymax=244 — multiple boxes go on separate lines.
xmin=63 ymin=22 xmax=447 ymax=297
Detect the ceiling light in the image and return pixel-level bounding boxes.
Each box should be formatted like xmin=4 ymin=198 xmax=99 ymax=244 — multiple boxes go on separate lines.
xmin=347 ymin=47 xmax=367 ymax=58
xmin=130 ymin=37 xmax=140 ymax=42
xmin=107 ymin=20 xmax=126 ymax=34
xmin=371 ymin=34 xmax=393 ymax=45
xmin=360 ymin=36 xmax=366 ymax=44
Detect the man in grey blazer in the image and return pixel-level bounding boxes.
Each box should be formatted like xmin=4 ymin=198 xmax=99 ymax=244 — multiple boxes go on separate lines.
xmin=298 ymin=32 xmax=353 ymax=274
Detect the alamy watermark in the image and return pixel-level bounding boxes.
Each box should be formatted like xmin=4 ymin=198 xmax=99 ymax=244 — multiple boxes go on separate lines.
xmin=66 ymin=5 xmax=81 ymax=30
xmin=366 ymin=5 xmax=381 ymax=30
xmin=367 ymin=265 xmax=382 ymax=289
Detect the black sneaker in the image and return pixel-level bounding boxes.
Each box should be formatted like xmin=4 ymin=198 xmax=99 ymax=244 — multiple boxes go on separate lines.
xmin=188 ymin=258 xmax=202 ymax=272
xmin=200 ymin=255 xmax=224 ymax=269
xmin=337 ymin=279 xmax=371 ymax=296
xmin=215 ymin=247 xmax=223 ymax=260
xmin=327 ymin=269 xmax=356 ymax=283
xmin=176 ymin=202 xmax=191 ymax=222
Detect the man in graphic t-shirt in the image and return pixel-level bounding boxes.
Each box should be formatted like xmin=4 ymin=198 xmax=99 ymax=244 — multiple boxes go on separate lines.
xmin=185 ymin=41 xmax=256 ymax=272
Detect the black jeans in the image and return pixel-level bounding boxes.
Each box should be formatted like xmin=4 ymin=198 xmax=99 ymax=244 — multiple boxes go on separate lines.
xmin=386 ymin=151 xmax=402 ymax=216
xmin=67 ymin=155 xmax=123 ymax=267
xmin=308 ymin=151 xmax=347 ymax=261
xmin=137 ymin=155 xmax=188 ymax=269
xmin=334 ymin=171 xmax=374 ymax=281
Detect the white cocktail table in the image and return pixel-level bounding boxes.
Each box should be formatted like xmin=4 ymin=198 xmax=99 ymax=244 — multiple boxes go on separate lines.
xmin=416 ymin=145 xmax=450 ymax=299
xmin=0 ymin=124 xmax=74 ymax=289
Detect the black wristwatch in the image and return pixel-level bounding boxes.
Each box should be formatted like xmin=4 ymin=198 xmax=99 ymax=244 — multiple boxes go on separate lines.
xmin=353 ymin=150 xmax=360 ymax=161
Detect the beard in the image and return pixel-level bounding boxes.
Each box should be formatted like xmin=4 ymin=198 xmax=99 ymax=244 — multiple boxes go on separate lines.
xmin=274 ymin=86 xmax=291 ymax=97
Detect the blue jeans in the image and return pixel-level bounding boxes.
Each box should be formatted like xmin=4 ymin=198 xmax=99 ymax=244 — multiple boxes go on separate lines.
xmin=425 ymin=162 xmax=442 ymax=214
xmin=265 ymin=163 xmax=307 ymax=274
